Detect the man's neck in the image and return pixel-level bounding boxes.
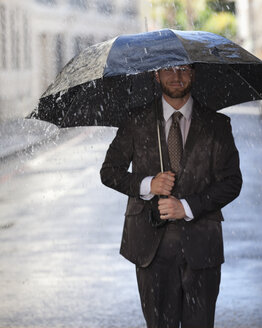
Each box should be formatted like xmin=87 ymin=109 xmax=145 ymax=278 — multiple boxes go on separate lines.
xmin=162 ymin=93 xmax=191 ymax=110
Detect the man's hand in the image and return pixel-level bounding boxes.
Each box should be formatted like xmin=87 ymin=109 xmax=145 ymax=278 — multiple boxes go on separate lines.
xmin=150 ymin=171 xmax=175 ymax=196
xmin=158 ymin=196 xmax=186 ymax=220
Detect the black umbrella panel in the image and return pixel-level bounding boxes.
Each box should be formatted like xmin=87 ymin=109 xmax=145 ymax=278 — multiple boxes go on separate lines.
xmin=28 ymin=29 xmax=262 ymax=127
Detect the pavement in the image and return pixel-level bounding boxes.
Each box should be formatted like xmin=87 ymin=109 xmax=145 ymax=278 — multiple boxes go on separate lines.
xmin=0 ymin=103 xmax=261 ymax=327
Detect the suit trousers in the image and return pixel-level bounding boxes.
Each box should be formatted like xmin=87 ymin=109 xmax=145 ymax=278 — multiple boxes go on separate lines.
xmin=136 ymin=222 xmax=221 ymax=328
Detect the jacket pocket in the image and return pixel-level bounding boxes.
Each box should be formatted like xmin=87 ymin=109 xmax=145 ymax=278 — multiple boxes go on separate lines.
xmin=125 ymin=197 xmax=145 ymax=216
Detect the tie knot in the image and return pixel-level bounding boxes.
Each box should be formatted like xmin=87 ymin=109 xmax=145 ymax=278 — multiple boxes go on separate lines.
xmin=172 ymin=111 xmax=183 ymax=123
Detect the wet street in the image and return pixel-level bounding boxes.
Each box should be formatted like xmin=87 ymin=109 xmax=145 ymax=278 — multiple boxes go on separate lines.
xmin=0 ymin=112 xmax=262 ymax=328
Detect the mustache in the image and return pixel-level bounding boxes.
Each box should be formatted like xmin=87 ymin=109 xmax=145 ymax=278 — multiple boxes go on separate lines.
xmin=159 ymin=80 xmax=193 ymax=98
xmin=168 ymin=81 xmax=184 ymax=86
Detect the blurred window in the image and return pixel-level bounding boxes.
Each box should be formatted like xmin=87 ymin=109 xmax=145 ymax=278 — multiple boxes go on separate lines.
xmin=0 ymin=5 xmax=7 ymax=69
xmin=39 ymin=33 xmax=50 ymax=91
xmin=23 ymin=14 xmax=31 ymax=69
xmin=96 ymin=0 xmax=114 ymax=16
xmin=55 ymin=34 xmax=64 ymax=74
xmin=73 ymin=35 xmax=94 ymax=55
xmin=10 ymin=9 xmax=17 ymax=69
xmin=69 ymin=0 xmax=88 ymax=10
xmin=15 ymin=10 xmax=20 ymax=69
xmin=35 ymin=0 xmax=57 ymax=5
xmin=123 ymin=2 xmax=138 ymax=18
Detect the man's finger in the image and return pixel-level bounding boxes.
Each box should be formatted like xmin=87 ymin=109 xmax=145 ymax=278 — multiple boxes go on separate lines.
xmin=158 ymin=198 xmax=171 ymax=206
xmin=151 ymin=171 xmax=175 ymax=195
xmin=155 ymin=181 xmax=172 ymax=191
xmin=159 ymin=178 xmax=174 ymax=190
xmin=166 ymin=171 xmax=175 ymax=176
xmin=160 ymin=214 xmax=169 ymax=220
xmin=159 ymin=190 xmax=171 ymax=196
xmin=163 ymin=173 xmax=175 ymax=182
xmin=158 ymin=178 xmax=174 ymax=186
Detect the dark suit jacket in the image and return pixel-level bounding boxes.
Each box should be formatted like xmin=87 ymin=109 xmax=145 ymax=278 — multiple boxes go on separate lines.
xmin=100 ymin=99 xmax=242 ymax=269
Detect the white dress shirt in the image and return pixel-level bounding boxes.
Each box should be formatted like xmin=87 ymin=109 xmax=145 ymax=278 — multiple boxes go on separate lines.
xmin=140 ymin=95 xmax=194 ymax=220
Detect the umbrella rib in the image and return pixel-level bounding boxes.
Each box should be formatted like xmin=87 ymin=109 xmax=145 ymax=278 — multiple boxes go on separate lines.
xmin=151 ymin=72 xmax=165 ymax=174
xmin=228 ymin=65 xmax=262 ymax=99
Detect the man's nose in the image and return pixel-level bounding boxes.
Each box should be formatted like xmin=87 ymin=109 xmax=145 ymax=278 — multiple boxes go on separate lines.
xmin=170 ymin=69 xmax=182 ymax=79
xmin=171 ymin=68 xmax=182 ymax=76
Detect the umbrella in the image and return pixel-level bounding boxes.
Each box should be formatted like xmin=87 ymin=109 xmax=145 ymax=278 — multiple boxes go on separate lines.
xmin=28 ymin=28 xmax=262 ymax=127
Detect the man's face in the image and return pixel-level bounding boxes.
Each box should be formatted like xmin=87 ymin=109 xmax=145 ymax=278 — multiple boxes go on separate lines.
xmin=156 ymin=65 xmax=194 ymax=99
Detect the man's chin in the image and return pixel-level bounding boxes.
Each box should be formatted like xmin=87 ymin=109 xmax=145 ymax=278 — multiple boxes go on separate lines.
xmin=167 ymin=90 xmax=189 ymax=99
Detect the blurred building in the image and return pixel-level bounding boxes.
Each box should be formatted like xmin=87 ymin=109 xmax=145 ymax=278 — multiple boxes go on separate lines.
xmin=235 ymin=0 xmax=262 ymax=59
xmin=0 ymin=0 xmax=145 ymax=121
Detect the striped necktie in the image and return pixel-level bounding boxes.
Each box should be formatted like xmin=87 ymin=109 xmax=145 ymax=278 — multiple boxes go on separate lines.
xmin=168 ymin=111 xmax=183 ymax=173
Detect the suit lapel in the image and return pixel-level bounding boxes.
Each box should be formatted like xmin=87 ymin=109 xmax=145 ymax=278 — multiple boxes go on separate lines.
xmin=176 ymin=101 xmax=205 ymax=183
xmin=182 ymin=110 xmax=204 ymax=163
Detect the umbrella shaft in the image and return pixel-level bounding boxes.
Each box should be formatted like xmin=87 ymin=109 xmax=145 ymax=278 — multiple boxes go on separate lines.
xmin=157 ymin=119 xmax=164 ymax=173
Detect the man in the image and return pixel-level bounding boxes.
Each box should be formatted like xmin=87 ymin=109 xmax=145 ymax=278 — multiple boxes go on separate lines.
xmin=100 ymin=64 xmax=242 ymax=328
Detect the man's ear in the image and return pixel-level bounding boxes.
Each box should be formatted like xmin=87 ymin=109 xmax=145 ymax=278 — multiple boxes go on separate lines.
xmin=155 ymin=70 xmax=160 ymax=83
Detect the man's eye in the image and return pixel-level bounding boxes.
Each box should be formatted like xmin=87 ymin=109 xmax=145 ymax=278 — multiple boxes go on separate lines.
xmin=162 ymin=66 xmax=190 ymax=73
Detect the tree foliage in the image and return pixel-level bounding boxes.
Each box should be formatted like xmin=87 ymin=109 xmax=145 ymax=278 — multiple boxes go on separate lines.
xmin=149 ymin=0 xmax=236 ymax=39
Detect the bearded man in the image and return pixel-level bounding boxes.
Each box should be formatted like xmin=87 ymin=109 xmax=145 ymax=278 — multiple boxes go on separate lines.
xmin=100 ymin=64 xmax=242 ymax=328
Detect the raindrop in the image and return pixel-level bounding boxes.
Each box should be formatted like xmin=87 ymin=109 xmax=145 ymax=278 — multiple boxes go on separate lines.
xmin=55 ymin=96 xmax=62 ymax=103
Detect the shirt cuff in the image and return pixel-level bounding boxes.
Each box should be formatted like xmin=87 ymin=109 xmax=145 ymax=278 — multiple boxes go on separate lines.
xmin=140 ymin=176 xmax=155 ymax=200
xmin=180 ymin=199 xmax=194 ymax=221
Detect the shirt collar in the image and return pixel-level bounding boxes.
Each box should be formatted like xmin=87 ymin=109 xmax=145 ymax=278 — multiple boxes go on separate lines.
xmin=162 ymin=95 xmax=193 ymax=122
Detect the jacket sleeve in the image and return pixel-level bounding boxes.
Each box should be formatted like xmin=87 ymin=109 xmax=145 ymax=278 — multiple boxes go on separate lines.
xmin=185 ymin=116 xmax=242 ymax=218
xmin=100 ymin=121 xmax=147 ymax=197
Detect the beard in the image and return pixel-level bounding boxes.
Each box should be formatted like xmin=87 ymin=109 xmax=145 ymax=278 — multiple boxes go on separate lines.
xmin=159 ymin=80 xmax=193 ymax=99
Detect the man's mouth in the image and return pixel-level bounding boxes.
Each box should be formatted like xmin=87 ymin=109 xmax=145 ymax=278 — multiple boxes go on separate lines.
xmin=169 ymin=81 xmax=184 ymax=87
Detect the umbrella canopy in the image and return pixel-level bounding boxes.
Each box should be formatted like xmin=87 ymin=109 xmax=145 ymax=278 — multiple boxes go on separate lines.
xmin=29 ymin=29 xmax=262 ymax=127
